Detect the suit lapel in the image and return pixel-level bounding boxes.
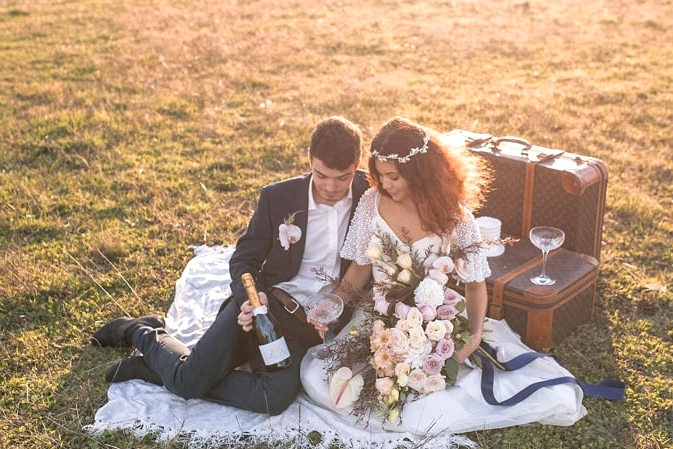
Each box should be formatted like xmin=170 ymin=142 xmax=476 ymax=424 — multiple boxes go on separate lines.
xmin=290 ymin=176 xmax=311 ymax=273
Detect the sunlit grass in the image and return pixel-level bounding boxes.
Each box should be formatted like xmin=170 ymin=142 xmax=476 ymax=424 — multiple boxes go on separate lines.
xmin=1 ymin=0 xmax=671 ymax=448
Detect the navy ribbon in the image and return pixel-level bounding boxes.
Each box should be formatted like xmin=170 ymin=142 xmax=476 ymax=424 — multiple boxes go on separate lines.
xmin=475 ymin=342 xmax=625 ymax=406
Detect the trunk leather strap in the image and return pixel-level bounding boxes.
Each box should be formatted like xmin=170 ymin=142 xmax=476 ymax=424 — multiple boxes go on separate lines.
xmin=489 ymin=254 xmax=543 ymax=319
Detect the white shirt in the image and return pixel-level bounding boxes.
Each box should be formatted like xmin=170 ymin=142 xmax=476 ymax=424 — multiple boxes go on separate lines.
xmin=274 ymin=177 xmax=353 ymax=306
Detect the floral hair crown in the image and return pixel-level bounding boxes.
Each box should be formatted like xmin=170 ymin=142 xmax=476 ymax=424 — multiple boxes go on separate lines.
xmin=371 ymin=132 xmax=430 ymax=164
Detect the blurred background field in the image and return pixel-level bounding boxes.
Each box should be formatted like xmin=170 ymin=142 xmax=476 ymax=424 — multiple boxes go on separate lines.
xmin=0 ymin=1 xmax=671 ymax=448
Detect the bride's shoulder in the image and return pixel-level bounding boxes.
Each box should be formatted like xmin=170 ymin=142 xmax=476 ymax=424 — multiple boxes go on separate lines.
xmin=361 ymin=187 xmax=378 ymax=202
xmin=355 ymin=188 xmax=379 ymax=212
xmin=450 ymin=207 xmax=480 ymax=244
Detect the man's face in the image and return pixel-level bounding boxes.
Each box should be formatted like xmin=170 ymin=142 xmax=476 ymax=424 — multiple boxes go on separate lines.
xmin=309 ymin=157 xmax=357 ymax=206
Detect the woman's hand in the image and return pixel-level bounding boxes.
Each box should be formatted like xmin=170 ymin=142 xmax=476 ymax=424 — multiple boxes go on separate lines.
xmin=237 ymin=292 xmax=268 ymax=332
xmin=459 ymin=280 xmax=488 ymax=364
xmin=455 ymin=330 xmax=482 ymax=364
xmin=307 ymin=316 xmax=328 ymax=339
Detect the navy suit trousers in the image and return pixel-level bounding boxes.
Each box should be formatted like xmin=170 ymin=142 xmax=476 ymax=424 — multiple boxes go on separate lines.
xmin=134 ymin=295 xmax=322 ymax=415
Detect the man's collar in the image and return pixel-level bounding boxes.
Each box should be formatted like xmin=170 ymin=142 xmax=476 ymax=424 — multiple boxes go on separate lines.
xmin=308 ymin=176 xmax=353 ymax=210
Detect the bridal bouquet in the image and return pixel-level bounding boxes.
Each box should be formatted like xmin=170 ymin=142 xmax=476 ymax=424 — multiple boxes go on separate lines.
xmin=325 ymin=230 xmax=481 ymax=424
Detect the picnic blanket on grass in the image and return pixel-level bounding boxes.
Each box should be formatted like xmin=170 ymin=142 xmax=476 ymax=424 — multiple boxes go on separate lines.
xmin=84 ymin=245 xmax=586 ymax=449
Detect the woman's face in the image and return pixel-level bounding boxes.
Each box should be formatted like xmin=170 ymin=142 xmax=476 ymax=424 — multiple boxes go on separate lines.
xmin=375 ymin=160 xmax=411 ymax=203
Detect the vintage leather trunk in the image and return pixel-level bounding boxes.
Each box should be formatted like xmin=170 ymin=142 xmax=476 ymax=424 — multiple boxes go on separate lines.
xmin=443 ymin=130 xmax=607 ymax=349
xmin=486 ymin=240 xmax=597 ymax=350
xmin=443 ymin=130 xmax=608 ymax=261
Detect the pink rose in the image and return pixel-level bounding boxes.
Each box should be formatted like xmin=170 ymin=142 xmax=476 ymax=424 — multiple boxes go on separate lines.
xmin=432 ymin=256 xmax=455 ymax=274
xmin=417 ymin=303 xmax=437 ymax=322
xmin=435 ymin=337 xmax=455 ymax=360
xmin=444 ymin=288 xmax=463 ymax=304
xmin=394 ymin=301 xmax=411 ymax=319
xmin=422 ymin=353 xmax=444 ymax=375
xmin=423 ymin=254 xmax=438 ymax=268
xmin=428 ymin=268 xmax=449 ymax=286
xmin=436 ymin=304 xmax=458 ymax=320
xmin=374 ymin=293 xmax=390 ymax=315
xmin=443 ymin=289 xmax=461 ymax=305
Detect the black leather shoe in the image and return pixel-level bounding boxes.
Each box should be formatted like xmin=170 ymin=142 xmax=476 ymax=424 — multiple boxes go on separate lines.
xmin=91 ymin=315 xmax=165 ymax=348
xmin=105 ymin=356 xmax=163 ymax=386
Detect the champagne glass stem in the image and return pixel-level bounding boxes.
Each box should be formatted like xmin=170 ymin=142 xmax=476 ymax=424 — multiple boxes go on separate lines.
xmin=316 ymin=326 xmax=333 ymax=359
xmin=540 ymin=250 xmax=549 ymax=279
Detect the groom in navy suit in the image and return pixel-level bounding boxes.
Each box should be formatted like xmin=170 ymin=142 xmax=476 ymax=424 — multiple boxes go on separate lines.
xmin=92 ymin=116 xmax=369 ymax=415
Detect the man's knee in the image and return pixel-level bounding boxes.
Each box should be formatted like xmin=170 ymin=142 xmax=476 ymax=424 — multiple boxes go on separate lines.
xmin=163 ymin=365 xmax=212 ymax=400
xmin=262 ymin=378 xmax=301 ymax=415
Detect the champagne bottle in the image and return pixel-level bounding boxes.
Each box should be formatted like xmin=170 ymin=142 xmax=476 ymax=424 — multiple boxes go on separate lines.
xmin=241 ymin=273 xmax=292 ymax=370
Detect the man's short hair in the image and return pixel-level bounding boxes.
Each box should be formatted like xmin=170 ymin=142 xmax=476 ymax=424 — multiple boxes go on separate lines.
xmin=308 ymin=116 xmax=362 ymax=170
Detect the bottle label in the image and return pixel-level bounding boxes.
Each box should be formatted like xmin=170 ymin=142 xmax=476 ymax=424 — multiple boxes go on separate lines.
xmin=259 ymin=337 xmax=291 ymax=366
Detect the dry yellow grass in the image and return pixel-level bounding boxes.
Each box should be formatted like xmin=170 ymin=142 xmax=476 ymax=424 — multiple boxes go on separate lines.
xmin=1 ymin=0 xmax=671 ymax=448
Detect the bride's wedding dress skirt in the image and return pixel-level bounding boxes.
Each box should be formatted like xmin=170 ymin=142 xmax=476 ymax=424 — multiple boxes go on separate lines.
xmin=301 ymin=310 xmax=586 ymax=434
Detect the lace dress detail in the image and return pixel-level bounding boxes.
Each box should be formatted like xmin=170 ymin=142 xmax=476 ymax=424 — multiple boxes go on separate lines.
xmin=341 ymin=188 xmax=491 ymax=282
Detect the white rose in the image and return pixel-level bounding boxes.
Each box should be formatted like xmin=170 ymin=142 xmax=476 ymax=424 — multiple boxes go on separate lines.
xmin=396 ymin=252 xmax=413 ymax=270
xmin=423 ymin=374 xmax=447 ymax=394
xmin=365 ymin=241 xmax=382 ymax=260
xmin=425 ymin=320 xmax=447 ymax=341
xmin=395 ymin=362 xmax=411 ymax=378
xmin=375 ymin=377 xmax=395 ymax=396
xmin=395 ymin=318 xmax=411 ymax=332
xmin=407 ymin=326 xmax=427 ymax=349
xmin=397 ymin=269 xmax=412 ymax=284
xmin=389 ymin=328 xmax=410 ymax=354
xmin=405 ymin=307 xmax=424 ymax=328
xmin=443 ymin=319 xmax=454 ymax=335
xmin=414 ymin=278 xmax=445 ymax=307
xmin=405 ymin=339 xmax=433 ymax=368
xmin=407 ymin=369 xmax=428 ymax=392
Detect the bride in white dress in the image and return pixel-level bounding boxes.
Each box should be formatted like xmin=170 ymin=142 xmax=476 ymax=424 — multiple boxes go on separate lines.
xmin=301 ymin=117 xmax=585 ymax=436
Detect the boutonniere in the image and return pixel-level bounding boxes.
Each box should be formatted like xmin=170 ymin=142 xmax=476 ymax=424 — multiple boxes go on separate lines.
xmin=278 ymin=211 xmax=303 ymax=250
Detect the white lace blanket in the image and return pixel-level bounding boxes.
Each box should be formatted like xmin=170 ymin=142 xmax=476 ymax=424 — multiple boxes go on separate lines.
xmin=85 ymin=245 xmax=586 ymax=449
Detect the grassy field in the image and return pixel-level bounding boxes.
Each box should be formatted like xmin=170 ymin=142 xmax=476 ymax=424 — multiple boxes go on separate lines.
xmin=1 ymin=0 xmax=671 ymax=448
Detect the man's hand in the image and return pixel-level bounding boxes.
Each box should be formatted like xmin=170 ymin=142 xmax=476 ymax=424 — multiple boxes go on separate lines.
xmin=237 ymin=292 xmax=268 ymax=332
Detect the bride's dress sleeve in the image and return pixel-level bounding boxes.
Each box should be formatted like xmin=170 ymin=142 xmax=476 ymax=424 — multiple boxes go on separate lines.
xmin=453 ymin=207 xmax=492 ymax=282
xmin=341 ymin=188 xmax=377 ymax=265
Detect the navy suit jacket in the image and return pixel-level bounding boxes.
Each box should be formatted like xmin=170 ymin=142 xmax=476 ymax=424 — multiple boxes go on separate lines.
xmin=229 ymin=170 xmax=369 ymax=306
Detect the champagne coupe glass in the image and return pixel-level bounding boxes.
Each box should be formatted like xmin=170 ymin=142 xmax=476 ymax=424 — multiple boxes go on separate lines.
xmin=305 ymin=287 xmax=344 ymax=359
xmin=529 ymin=226 xmax=565 ymax=286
